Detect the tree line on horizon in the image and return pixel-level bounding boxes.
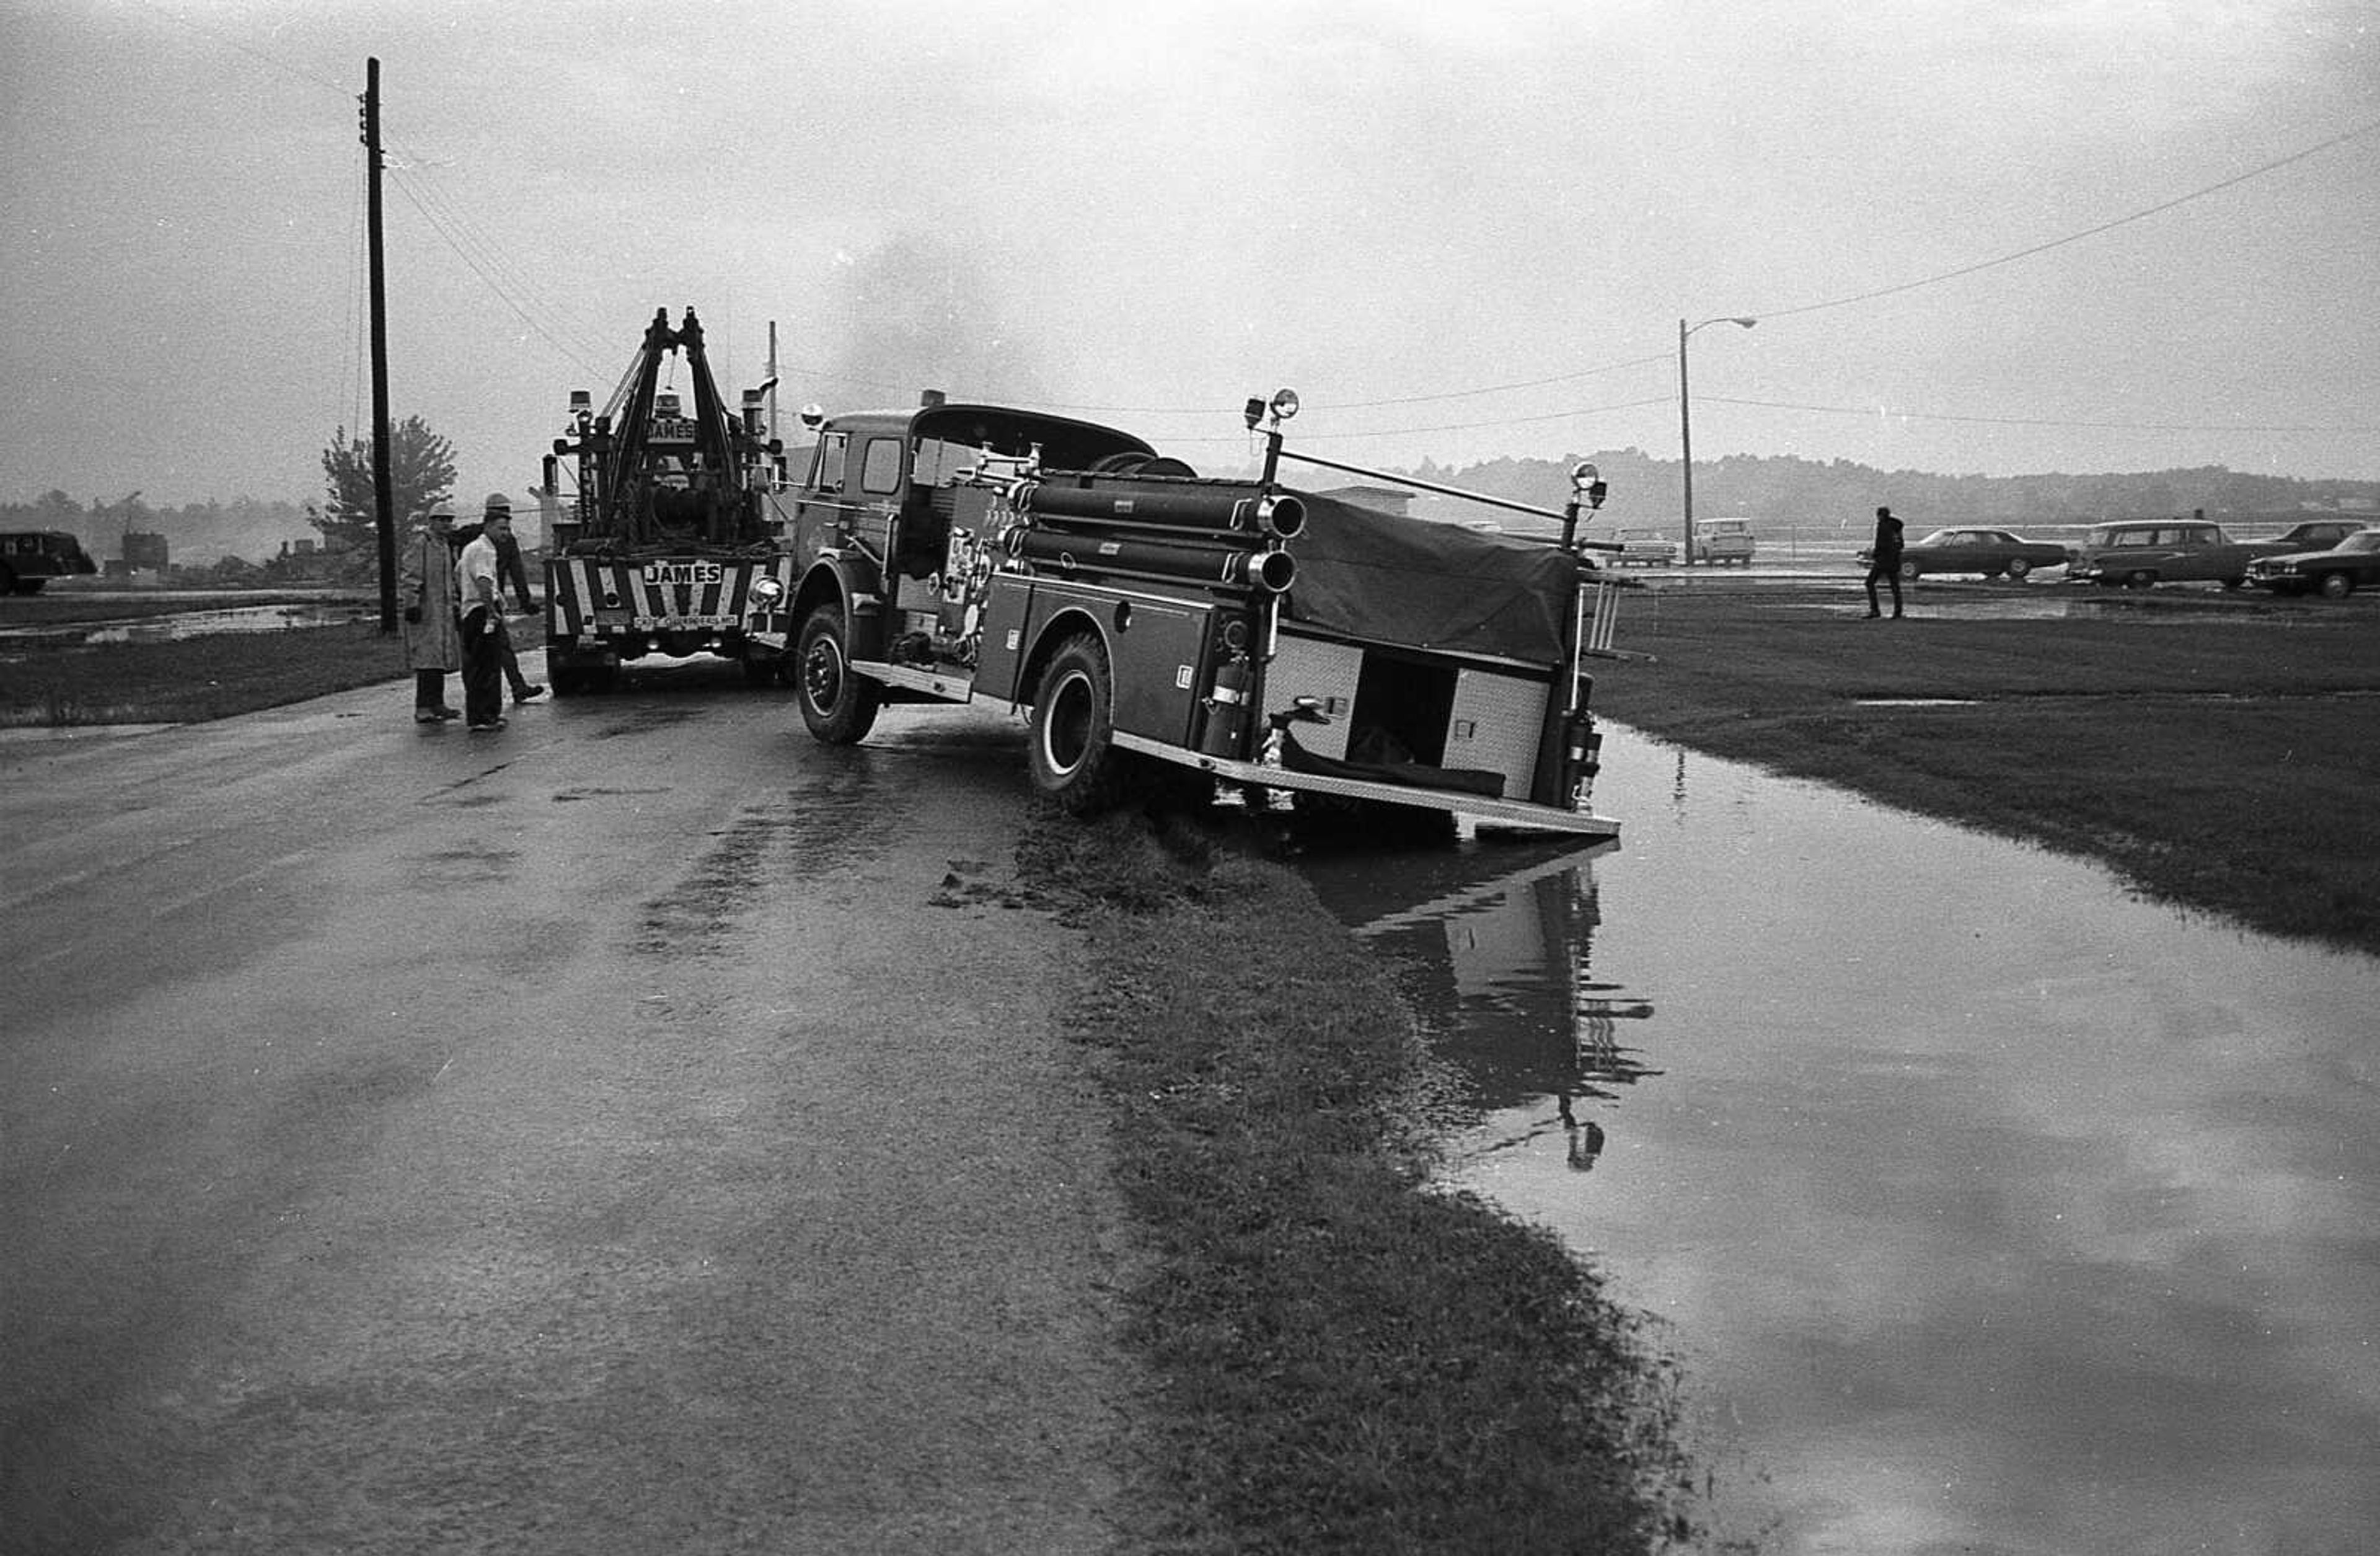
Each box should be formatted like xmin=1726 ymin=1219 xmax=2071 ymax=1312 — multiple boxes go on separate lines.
xmin=1396 ymin=449 xmax=2380 ymax=533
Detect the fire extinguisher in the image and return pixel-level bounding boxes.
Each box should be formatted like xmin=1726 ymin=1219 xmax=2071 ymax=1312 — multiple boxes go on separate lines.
xmin=1199 ymin=653 xmax=1252 ymax=756
xmin=1566 ymin=710 xmax=1603 ymax=798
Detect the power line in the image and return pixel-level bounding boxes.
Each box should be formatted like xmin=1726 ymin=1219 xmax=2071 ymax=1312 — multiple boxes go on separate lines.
xmin=1021 ymin=353 xmax=1675 ymax=417
xmin=1043 ymin=117 xmax=2380 ymax=430
xmin=385 ymin=157 xmax=619 ymax=369
xmin=1157 ymin=395 xmax=1677 ymax=444
xmin=1749 ymin=117 xmax=2380 ymax=322
xmin=126 ymin=0 xmax=351 ymax=97
xmin=1702 ymin=394 xmax=2380 ymax=436
xmin=386 ymin=171 xmax=614 ymax=382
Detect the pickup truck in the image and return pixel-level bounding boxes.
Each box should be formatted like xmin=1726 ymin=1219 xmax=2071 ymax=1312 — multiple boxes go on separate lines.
xmin=1690 ymin=516 xmax=1756 ymax=565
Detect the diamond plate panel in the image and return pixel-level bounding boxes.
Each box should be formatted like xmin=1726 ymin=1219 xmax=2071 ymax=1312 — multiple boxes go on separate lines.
xmin=1264 ymin=633 xmax=1364 ymax=759
xmin=1445 ymin=670 xmax=1548 ymax=795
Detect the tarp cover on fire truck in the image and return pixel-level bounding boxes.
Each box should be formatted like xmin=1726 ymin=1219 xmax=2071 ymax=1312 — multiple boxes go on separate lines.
xmin=1284 ymin=492 xmax=1574 ymax=665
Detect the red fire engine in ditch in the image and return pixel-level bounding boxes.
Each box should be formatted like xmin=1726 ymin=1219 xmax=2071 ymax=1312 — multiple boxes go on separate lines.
xmin=749 ymin=387 xmax=1623 ymax=838
xmin=539 ymin=308 xmax=793 ymax=693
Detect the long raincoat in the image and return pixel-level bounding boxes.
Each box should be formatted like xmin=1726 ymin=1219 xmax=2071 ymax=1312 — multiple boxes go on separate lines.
xmin=399 ymin=521 xmax=461 ymax=671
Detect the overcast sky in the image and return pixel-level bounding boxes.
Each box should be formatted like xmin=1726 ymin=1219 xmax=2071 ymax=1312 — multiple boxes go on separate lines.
xmin=2 ymin=0 xmax=2374 ymax=510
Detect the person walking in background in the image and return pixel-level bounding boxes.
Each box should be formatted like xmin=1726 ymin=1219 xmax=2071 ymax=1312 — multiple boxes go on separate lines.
xmin=456 ymin=503 xmax=514 ymax=732
xmin=1865 ymin=504 xmax=1906 ymax=619
xmin=399 ymin=504 xmax=462 ymax=723
xmin=451 ymin=492 xmax=544 ymax=705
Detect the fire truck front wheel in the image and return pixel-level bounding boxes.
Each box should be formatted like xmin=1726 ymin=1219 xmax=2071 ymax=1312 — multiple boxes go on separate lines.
xmin=796 ymin=601 xmax=881 ymax=744
xmin=1029 ymin=634 xmax=1130 ymax=815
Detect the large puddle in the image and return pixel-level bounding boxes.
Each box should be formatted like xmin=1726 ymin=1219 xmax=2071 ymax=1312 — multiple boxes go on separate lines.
xmin=1296 ymin=725 xmax=2380 ymax=1554
xmin=0 ymin=602 xmax=368 ymax=650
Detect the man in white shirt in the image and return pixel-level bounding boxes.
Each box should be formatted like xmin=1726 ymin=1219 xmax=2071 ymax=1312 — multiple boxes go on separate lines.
xmin=457 ymin=506 xmax=512 ymax=731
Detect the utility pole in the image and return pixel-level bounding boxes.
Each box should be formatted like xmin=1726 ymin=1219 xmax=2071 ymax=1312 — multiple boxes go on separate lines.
xmin=361 ymin=58 xmax=397 ymax=631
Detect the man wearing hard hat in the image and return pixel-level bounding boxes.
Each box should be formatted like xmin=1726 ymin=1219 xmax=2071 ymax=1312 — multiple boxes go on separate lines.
xmin=450 ymin=492 xmax=544 ymax=709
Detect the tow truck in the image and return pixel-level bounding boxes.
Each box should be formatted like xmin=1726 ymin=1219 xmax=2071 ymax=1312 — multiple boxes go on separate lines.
xmin=759 ymin=388 xmax=1624 ymax=838
xmin=540 ymin=308 xmax=793 ymax=693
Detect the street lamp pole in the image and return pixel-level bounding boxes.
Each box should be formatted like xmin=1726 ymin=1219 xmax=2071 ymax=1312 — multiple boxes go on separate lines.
xmin=1678 ymin=314 xmax=1756 ymax=565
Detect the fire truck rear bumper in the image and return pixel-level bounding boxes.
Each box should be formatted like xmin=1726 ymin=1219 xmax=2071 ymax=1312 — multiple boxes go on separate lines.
xmin=1112 ymin=733 xmax=1622 ymax=838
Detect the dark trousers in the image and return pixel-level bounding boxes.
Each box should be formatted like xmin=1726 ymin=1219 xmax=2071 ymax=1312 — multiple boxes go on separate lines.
xmin=461 ymin=609 xmax=505 ymax=725
xmin=1866 ymin=557 xmax=1904 ymax=615
xmin=497 ymin=620 xmax=531 ymax=697
xmin=414 ymin=669 xmax=449 ymax=712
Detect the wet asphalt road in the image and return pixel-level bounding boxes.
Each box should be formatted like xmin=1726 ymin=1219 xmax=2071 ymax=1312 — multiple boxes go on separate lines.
xmin=1 ymin=661 xmax=1131 ymax=1554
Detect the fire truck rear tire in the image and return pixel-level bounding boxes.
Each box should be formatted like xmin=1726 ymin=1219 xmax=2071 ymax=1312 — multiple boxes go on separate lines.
xmin=1029 ymin=634 xmax=1130 ymax=815
xmin=796 ymin=601 xmax=881 ymax=743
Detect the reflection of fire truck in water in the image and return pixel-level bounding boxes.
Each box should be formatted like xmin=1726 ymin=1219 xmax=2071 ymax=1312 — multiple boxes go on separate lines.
xmin=540 ymin=308 xmax=793 ymax=693
xmin=758 ymin=387 xmax=1624 ymax=838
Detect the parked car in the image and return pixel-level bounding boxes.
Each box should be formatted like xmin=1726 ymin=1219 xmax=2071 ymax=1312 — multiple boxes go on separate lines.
xmin=2243 ymin=528 xmax=2380 ymax=599
xmin=1612 ymin=529 xmax=1677 ymax=567
xmin=2245 ymin=519 xmax=2368 ymax=559
xmin=1690 ymin=516 xmax=1756 ymax=565
xmin=0 ymin=530 xmax=100 ymax=595
xmin=1862 ymin=527 xmax=2069 ymax=581
xmin=2068 ymin=519 xmax=2255 ymax=589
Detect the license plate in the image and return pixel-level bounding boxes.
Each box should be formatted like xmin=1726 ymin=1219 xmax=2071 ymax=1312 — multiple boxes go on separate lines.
xmin=632 ymin=615 xmax=734 ymax=631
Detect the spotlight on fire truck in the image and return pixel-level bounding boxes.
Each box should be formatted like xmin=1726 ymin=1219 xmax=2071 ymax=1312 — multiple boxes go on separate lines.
xmin=799 ymin=404 xmax=825 ymax=431
xmin=750 ymin=575 xmax=785 ymax=606
xmin=1243 ymin=387 xmax=1303 ymax=430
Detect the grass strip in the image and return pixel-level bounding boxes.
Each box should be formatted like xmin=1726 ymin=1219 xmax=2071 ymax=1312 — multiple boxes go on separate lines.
xmin=1587 ymin=584 xmax=2380 ymax=957
xmin=0 ymin=621 xmax=405 ymax=726
xmin=1018 ymin=812 xmax=1704 ymax=1555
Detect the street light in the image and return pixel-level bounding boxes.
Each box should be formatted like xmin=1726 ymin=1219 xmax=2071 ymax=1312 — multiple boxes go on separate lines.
xmin=1678 ymin=315 xmax=1757 ymax=565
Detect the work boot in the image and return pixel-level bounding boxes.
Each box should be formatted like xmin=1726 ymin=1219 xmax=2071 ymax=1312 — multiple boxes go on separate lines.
xmin=434 ymin=706 xmax=462 ymax=720
xmin=414 ymin=709 xmax=443 ymax=724
xmin=514 ymin=684 xmax=547 ymax=704
xmin=468 ymin=717 xmax=508 ymax=733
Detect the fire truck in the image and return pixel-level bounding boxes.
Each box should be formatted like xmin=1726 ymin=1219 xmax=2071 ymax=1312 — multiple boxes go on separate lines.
xmin=540 ymin=308 xmax=793 ymax=693
xmin=756 ymin=388 xmax=1623 ymax=838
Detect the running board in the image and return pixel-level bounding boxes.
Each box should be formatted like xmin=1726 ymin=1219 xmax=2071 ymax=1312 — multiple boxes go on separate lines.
xmin=850 ymin=660 xmax=975 ymax=702
xmin=1111 ymin=732 xmax=1622 ymax=838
